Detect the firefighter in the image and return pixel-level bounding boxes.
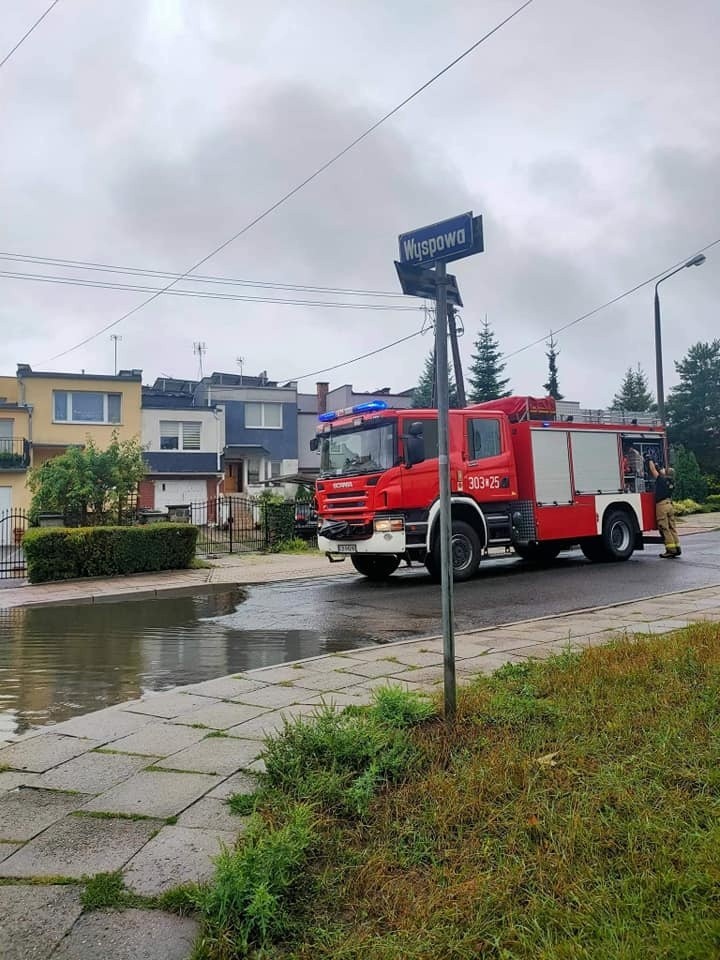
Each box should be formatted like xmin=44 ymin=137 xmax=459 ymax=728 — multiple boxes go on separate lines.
xmin=648 ymin=460 xmax=681 ymax=558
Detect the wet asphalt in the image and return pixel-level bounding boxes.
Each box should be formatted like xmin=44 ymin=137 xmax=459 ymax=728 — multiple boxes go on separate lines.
xmin=231 ymin=531 xmax=720 ymax=644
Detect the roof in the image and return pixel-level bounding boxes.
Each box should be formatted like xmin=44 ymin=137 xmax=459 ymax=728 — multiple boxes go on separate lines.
xmin=202 ymin=371 xmax=278 ymax=388
xmin=17 ymin=364 xmax=142 ymax=382
xmin=224 ymin=444 xmax=270 ymax=457
xmin=143 ymin=452 xmax=221 ymax=475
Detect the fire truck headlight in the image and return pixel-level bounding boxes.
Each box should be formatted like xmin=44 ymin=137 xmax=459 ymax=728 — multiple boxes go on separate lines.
xmin=374 ymin=518 xmax=404 ymax=533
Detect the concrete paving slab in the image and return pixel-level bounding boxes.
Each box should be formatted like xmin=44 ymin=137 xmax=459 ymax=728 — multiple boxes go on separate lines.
xmin=172 ymin=700 xmax=268 ymax=730
xmin=35 ymin=752 xmax=149 ymax=794
xmin=284 ymin=670 xmax=365 ymax=692
xmin=206 ymin=770 xmax=259 ymax=800
xmin=108 ymin=721 xmax=208 ymax=757
xmin=455 ymin=652 xmax=526 ymax=675
xmin=296 ymin=655 xmax=364 ymax=673
xmin=389 ymin=666 xmax=443 ymax=687
xmin=233 ymin=685 xmax=312 ymax=709
xmin=177 ymin=796 xmax=249 ymax=833
xmin=351 ymin=677 xmax=416 ymax=695
xmin=301 ymin=690 xmax=374 ymax=709
xmin=173 ymin=676 xmax=266 ymax=699
xmin=124 ymin=824 xmax=236 ymax=895
xmin=122 ymin=692 xmax=216 ymax=719
xmin=0 ymin=883 xmax=83 ymax=960
xmin=339 ymin=658 xmax=406 ymax=679
xmin=636 ymin=618 xmax=697 ymax=633
xmin=0 ymin=734 xmax=100 ymax=773
xmin=80 ymin=769 xmax=221 ymax=819
xmin=248 ymin=664 xmax=324 ymax=684
xmin=0 ymin=841 xmax=21 ymax=861
xmin=51 ymin=907 xmax=198 ymax=960
xmin=0 ymin=813 xmax=158 ymax=879
xmin=156 ymin=736 xmax=261 ymax=775
xmin=341 ymin=644 xmax=401 ymax=661
xmin=0 ymin=787 xmax=89 ymax=842
xmin=49 ymin=708 xmax=152 ymax=743
xmin=227 ymin=711 xmax=289 ymax=740
xmin=0 ymin=770 xmax=39 ymax=793
xmin=383 ymin=649 xmax=445 ymax=668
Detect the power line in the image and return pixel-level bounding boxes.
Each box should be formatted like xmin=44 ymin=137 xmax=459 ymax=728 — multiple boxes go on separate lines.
xmin=0 ymin=268 xmax=421 ymax=310
xmin=0 ymin=251 xmax=407 ymax=298
xmin=283 ymin=329 xmax=425 ymax=383
xmin=0 ymin=0 xmax=62 ymax=71
xmin=38 ymin=0 xmax=536 ymax=364
xmin=4 ymin=255 xmax=405 ymax=297
xmin=501 ymin=238 xmax=720 ymax=362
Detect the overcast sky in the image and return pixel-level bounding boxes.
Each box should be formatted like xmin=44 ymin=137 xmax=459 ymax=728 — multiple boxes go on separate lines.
xmin=1 ymin=0 xmax=717 ymax=406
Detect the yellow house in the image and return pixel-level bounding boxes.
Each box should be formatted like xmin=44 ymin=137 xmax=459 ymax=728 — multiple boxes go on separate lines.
xmin=0 ymin=365 xmax=142 ymax=512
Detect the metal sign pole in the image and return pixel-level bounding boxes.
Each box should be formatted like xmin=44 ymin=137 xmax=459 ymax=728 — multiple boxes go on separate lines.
xmin=434 ymin=260 xmax=456 ymax=717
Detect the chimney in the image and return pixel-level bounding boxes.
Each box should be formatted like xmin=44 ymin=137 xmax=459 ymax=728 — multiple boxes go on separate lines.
xmin=316 ymin=381 xmax=329 ymax=414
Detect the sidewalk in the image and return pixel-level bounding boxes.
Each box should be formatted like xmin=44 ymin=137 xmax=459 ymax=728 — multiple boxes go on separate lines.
xmin=1 ymin=582 xmax=720 ymax=959
xmin=0 ymin=552 xmax=345 ymax=610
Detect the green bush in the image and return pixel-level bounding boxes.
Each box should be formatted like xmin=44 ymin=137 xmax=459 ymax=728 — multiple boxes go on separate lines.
xmin=23 ymin=523 xmax=198 ymax=583
xmin=705 ymin=493 xmax=720 ymax=511
xmin=673 ymin=499 xmax=703 ymax=516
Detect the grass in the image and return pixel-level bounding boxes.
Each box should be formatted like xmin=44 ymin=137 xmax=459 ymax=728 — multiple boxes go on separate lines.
xmin=81 ymin=870 xmax=198 ymax=914
xmin=188 ymin=623 xmax=720 ymax=960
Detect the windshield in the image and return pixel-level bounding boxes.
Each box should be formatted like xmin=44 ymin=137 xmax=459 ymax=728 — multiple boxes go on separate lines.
xmin=320 ymin=422 xmax=396 ymax=477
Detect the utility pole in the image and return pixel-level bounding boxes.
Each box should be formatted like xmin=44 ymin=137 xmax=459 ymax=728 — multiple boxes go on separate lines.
xmin=447 ymin=304 xmax=466 ymax=407
xmin=110 ymin=334 xmax=122 ymax=376
xmin=434 ymin=261 xmax=456 ymax=718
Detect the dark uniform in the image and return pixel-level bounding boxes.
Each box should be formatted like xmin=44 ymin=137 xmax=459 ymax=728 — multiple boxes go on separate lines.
xmin=655 ymin=471 xmax=681 ymax=558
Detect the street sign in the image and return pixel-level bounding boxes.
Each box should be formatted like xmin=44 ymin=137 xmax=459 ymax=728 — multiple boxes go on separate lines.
xmin=398 ymin=212 xmax=483 ymax=268
xmin=394 ymin=261 xmax=463 ymax=307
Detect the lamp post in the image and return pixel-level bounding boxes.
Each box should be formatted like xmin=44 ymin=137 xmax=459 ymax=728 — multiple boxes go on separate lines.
xmin=653 ymin=254 xmax=706 ymax=424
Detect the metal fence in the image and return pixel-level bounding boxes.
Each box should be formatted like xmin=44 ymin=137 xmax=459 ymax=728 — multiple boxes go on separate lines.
xmin=0 ymin=509 xmax=31 ymax=579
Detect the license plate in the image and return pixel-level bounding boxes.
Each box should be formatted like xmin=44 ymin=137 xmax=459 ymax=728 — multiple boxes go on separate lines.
xmin=337 ymin=544 xmax=357 ymax=554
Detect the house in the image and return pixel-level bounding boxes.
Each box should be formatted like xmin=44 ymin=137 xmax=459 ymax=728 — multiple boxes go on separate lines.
xmin=194 ymin=372 xmax=299 ymax=495
xmin=140 ymin=379 xmax=225 ymax=512
xmin=297 ymin=381 xmax=414 ymax=478
xmin=0 ymin=365 xmax=142 ymax=512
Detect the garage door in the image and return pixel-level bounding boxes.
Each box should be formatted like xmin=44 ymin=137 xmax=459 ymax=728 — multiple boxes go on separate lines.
xmin=154 ymin=479 xmax=208 ymax=512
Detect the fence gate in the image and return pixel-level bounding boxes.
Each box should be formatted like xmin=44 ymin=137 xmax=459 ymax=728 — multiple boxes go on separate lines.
xmin=191 ymin=495 xmax=268 ymax=555
xmin=0 ymin=509 xmax=30 ymax=579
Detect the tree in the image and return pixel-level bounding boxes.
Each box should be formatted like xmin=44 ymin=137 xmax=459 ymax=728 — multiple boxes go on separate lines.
xmin=611 ymin=364 xmax=655 ymax=412
xmin=467 ymin=317 xmax=510 ymax=403
xmin=542 ymin=331 xmax=564 ymax=400
xmin=411 ymin=349 xmax=459 ymax=408
xmin=28 ymin=433 xmax=146 ymax=523
xmin=671 ymin=446 xmax=707 ymax=502
xmin=666 ymin=340 xmax=720 ymax=476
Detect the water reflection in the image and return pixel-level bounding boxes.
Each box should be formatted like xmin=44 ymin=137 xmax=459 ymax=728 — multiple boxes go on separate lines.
xmin=0 ymin=587 xmax=374 ymax=738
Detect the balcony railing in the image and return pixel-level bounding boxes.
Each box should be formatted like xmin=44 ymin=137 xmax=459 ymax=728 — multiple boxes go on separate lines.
xmin=0 ymin=438 xmax=30 ymax=470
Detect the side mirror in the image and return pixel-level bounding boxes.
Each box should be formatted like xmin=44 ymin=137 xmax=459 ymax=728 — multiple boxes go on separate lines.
xmin=309 ymin=437 xmax=319 ymax=452
xmin=405 ymin=421 xmax=425 ymax=467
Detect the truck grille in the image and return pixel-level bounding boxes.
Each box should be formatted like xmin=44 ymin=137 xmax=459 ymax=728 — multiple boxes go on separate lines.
xmin=324 ymin=489 xmax=369 ymax=521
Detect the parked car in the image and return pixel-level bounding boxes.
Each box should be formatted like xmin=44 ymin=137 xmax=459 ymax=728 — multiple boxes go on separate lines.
xmin=294 ymin=499 xmax=318 ymax=540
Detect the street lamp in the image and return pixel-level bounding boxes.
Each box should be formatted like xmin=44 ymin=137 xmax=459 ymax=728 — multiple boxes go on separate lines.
xmin=654 ymin=254 xmax=706 ymax=424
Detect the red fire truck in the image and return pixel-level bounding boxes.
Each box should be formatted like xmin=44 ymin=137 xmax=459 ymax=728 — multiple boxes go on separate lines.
xmin=312 ymin=396 xmax=666 ymax=581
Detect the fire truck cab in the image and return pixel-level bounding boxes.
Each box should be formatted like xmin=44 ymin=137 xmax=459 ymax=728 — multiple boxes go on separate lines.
xmin=313 ymin=396 xmax=665 ymax=581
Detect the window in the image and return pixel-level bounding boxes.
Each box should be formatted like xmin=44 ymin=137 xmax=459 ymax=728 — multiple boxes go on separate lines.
xmin=271 ymin=460 xmax=282 ymax=478
xmin=468 ymin=418 xmax=501 ymax=460
xmin=245 ymin=402 xmax=282 ymax=429
xmin=403 ymin=418 xmax=438 ymax=461
xmin=159 ymin=421 xmax=202 ymax=451
xmin=247 ymin=458 xmax=261 ymax=483
xmin=53 ymin=391 xmax=122 ymax=424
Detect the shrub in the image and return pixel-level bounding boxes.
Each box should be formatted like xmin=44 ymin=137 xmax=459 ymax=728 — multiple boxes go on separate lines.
xmin=258 ymin=492 xmax=295 ymax=549
xmin=23 ymin=523 xmax=198 ymax=583
xmin=705 ymin=493 xmax=720 ymax=511
xmin=673 ymin=499 xmax=703 ymax=516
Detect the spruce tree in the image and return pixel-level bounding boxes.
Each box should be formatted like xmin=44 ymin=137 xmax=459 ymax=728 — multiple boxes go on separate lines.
xmin=611 ymin=364 xmax=655 ymax=412
xmin=542 ymin=332 xmax=564 ymax=400
xmin=667 ymin=340 xmax=720 ymax=475
xmin=411 ymin=349 xmax=459 ymax=408
xmin=467 ymin=318 xmax=510 ymax=403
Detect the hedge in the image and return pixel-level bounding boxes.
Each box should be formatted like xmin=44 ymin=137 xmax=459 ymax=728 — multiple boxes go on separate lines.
xmin=23 ymin=523 xmax=199 ymax=584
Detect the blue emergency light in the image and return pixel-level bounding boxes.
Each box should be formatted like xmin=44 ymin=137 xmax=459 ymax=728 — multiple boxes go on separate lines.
xmin=318 ymin=399 xmax=388 ymax=423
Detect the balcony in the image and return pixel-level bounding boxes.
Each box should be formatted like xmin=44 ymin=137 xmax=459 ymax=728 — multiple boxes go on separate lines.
xmin=0 ymin=438 xmax=30 ymax=470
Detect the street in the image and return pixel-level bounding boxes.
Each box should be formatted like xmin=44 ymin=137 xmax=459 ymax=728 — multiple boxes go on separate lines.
xmin=230 ymin=531 xmax=720 ymax=644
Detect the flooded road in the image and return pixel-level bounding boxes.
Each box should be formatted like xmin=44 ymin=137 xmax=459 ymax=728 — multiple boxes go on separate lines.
xmin=2 ymin=530 xmax=718 ymax=738
xmin=0 ymin=586 xmax=377 ymax=738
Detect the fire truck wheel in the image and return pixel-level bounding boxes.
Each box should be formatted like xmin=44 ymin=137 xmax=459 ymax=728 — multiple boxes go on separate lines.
xmin=580 ymin=538 xmax=608 ymax=562
xmin=601 ymin=509 xmax=635 ymax=561
xmin=427 ymin=520 xmax=482 ymax=582
xmin=350 ymin=555 xmax=401 ymax=581
xmin=513 ymin=543 xmax=561 ymax=564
